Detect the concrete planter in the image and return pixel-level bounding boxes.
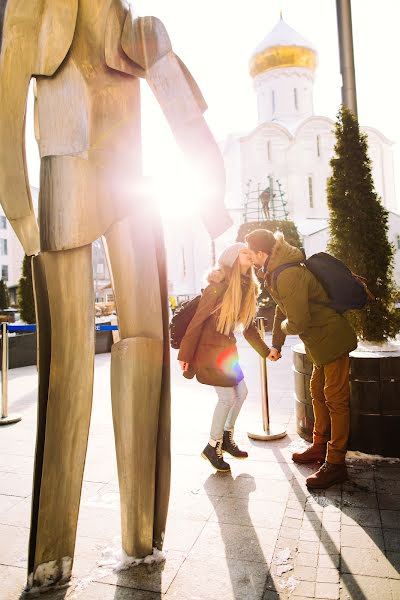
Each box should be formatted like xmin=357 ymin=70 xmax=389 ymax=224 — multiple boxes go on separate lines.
xmin=6 ymin=326 xmax=113 ymax=370
xmin=292 ymin=342 xmax=400 ymax=458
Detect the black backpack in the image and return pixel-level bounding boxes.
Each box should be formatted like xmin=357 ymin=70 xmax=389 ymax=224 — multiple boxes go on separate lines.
xmin=169 ymin=295 xmax=201 ymax=349
xmin=272 ymin=252 xmax=372 ymax=314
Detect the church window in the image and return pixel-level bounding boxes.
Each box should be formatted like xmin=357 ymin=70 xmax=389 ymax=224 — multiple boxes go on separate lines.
xmin=308 ymin=176 xmax=314 ymax=208
xmin=294 ymin=88 xmax=298 ymax=111
xmin=267 ymin=141 xmax=271 ymax=161
xmin=317 ymin=135 xmax=321 ymax=157
xmin=272 ymin=90 xmax=276 ymax=114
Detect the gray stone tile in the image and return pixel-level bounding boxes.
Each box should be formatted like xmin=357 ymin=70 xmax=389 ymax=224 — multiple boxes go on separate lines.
xmin=165 ymin=556 xmax=269 ymax=600
xmin=297 ymin=540 xmax=319 ymax=554
xmin=0 ymin=564 xmax=27 ymax=600
xmin=342 ymin=478 xmax=376 ymax=493
xmin=386 ymin=552 xmax=400 ymax=580
xmin=208 ymin=497 xmax=285 ymax=529
xmin=292 ymin=580 xmax=315 ymax=597
xmin=293 ymin=565 xmax=317 ymax=581
xmin=76 ymin=505 xmax=121 ymax=540
xmin=0 ymin=454 xmax=33 ymax=475
xmin=168 ymin=491 xmax=221 ymax=522
xmin=381 ymin=509 xmax=400 ymax=530
xmin=340 ymin=546 xmax=390 ymax=578
xmin=378 ymin=493 xmax=400 ymax=511
xmin=374 ymin=466 xmax=400 ymax=481
xmin=163 ymin=518 xmax=206 ymax=552
xmin=69 ymin=581 xmax=159 ymax=599
xmin=0 ymin=471 xmax=32 ymax=497
xmin=341 ymin=525 xmax=385 ymax=550
xmin=0 ymin=494 xmax=24 ymax=516
xmin=189 ymin=522 xmax=276 ymax=563
xmin=295 ymin=553 xmax=318 ymax=568
xmin=0 ymin=523 xmax=29 ymax=568
xmin=318 ymin=554 xmax=339 ymax=569
xmin=384 ymin=528 xmax=400 ymax=553
xmin=342 ymin=491 xmax=378 ymax=509
xmin=376 ymin=479 xmax=400 ymax=495
xmin=390 ymin=579 xmax=400 ymax=599
xmin=341 ymin=506 xmax=381 ymax=527
xmin=315 ymin=581 xmax=339 ymax=599
xmin=280 ymin=526 xmax=301 ymax=540
xmin=0 ymin=495 xmax=31 ymax=527
xmin=339 ymin=574 xmax=392 ymax=600
xmin=299 ymin=529 xmax=320 ymax=542
xmin=316 ymin=567 xmax=339 ymax=583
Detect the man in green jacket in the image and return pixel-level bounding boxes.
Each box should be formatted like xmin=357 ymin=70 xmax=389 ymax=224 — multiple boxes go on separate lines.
xmin=246 ymin=229 xmax=357 ymax=489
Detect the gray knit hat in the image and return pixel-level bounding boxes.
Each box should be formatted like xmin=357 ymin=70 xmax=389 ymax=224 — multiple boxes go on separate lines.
xmin=217 ymin=242 xmax=246 ymax=269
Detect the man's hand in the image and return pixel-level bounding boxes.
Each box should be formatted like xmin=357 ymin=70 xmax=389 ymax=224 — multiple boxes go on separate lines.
xmin=267 ymin=348 xmax=281 ymax=362
xmin=179 ymin=360 xmax=189 ymax=371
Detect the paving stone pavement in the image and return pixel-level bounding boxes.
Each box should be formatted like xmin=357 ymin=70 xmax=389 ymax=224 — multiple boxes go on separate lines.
xmin=0 ymin=335 xmax=399 ymax=599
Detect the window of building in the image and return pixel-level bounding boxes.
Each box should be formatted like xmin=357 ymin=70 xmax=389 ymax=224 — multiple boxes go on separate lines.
xmin=267 ymin=141 xmax=271 ymax=161
xmin=272 ymin=90 xmax=276 ymax=114
xmin=317 ymin=135 xmax=321 ymax=157
xmin=397 ymin=234 xmax=400 ymax=250
xmin=308 ymin=176 xmax=314 ymax=208
xmin=294 ymin=88 xmax=298 ymax=110
xmin=0 ymin=216 xmax=6 ymax=229
xmin=1 ymin=265 xmax=8 ymax=281
xmin=0 ymin=239 xmax=7 ymax=256
xmin=96 ymin=262 xmax=104 ymax=275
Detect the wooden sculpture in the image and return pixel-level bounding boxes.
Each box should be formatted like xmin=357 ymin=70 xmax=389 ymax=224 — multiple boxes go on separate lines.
xmin=0 ymin=0 xmax=231 ymax=592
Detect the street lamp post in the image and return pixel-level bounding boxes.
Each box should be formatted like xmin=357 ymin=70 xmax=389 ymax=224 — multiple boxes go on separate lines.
xmin=336 ymin=0 xmax=358 ymax=116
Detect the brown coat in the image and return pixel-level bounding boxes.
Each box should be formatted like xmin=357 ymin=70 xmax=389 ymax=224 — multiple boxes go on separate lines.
xmin=178 ymin=270 xmax=270 ymax=387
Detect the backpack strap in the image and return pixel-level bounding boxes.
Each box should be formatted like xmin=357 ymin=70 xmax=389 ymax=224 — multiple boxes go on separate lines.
xmin=271 ymin=262 xmax=302 ymax=290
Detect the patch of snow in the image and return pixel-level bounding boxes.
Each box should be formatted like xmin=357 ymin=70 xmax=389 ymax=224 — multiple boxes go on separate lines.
xmin=279 ymin=576 xmax=298 ymax=592
xmin=276 ymin=564 xmax=294 ymax=576
xmin=99 ymin=540 xmax=166 ymax=572
xmin=24 ymin=557 xmax=72 ymax=595
xmin=346 ymin=451 xmax=400 ymax=464
xmin=356 ymin=340 xmax=400 ymax=353
xmin=274 ymin=548 xmax=291 ymax=565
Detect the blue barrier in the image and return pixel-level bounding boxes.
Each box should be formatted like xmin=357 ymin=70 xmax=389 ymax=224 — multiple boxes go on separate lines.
xmin=5 ymin=324 xmax=119 ymax=333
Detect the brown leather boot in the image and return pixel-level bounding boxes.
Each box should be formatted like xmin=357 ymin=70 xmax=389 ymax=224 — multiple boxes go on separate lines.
xmin=306 ymin=462 xmax=348 ymax=489
xmin=292 ymin=443 xmax=326 ymax=464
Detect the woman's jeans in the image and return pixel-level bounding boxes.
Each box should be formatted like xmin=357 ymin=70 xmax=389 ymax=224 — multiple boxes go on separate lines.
xmin=210 ymin=379 xmax=248 ymax=442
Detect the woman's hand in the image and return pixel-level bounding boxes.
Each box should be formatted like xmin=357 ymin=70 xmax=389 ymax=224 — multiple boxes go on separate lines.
xmin=267 ymin=348 xmax=281 ymax=361
xmin=179 ymin=360 xmax=189 ymax=371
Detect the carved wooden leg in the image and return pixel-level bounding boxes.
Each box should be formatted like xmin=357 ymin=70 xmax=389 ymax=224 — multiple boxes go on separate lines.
xmin=27 ymin=246 xmax=95 ymax=590
xmin=104 ymin=209 xmax=169 ymax=558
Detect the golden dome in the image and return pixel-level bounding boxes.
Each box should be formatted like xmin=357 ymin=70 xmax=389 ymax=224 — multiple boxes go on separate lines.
xmin=250 ymin=18 xmax=317 ymax=78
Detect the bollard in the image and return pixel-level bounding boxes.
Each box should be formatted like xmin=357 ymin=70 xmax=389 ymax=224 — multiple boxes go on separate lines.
xmin=0 ymin=322 xmax=21 ymax=425
xmin=247 ymin=317 xmax=287 ymax=441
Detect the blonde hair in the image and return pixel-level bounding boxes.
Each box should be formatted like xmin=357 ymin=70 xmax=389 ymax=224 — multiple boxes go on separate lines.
xmin=216 ymin=260 xmax=260 ymax=336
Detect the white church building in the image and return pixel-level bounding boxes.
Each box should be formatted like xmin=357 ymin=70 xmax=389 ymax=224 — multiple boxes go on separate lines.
xmin=166 ymin=17 xmax=400 ymax=298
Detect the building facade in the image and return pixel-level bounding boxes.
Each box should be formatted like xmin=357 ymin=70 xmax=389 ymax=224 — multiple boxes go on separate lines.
xmin=166 ymin=16 xmax=400 ymax=296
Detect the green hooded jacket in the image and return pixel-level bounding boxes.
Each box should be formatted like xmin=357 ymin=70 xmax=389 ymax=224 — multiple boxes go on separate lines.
xmin=263 ymin=234 xmax=357 ymax=366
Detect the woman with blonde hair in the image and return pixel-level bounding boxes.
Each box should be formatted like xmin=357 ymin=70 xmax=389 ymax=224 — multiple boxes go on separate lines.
xmin=178 ymin=242 xmax=271 ymax=472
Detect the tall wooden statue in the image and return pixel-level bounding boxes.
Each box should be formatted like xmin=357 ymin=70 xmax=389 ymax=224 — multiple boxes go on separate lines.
xmin=0 ymin=0 xmax=231 ymax=592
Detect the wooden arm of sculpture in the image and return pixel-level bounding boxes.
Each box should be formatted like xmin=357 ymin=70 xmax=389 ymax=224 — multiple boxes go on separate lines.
xmin=0 ymin=0 xmax=78 ymax=255
xmin=121 ymin=12 xmax=233 ymax=239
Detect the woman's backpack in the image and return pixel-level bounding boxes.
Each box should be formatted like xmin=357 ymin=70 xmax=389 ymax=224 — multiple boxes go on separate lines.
xmin=169 ymin=295 xmax=201 ymax=349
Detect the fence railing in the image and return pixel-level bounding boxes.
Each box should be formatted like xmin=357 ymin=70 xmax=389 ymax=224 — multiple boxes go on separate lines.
xmin=0 ymin=323 xmax=118 ymax=426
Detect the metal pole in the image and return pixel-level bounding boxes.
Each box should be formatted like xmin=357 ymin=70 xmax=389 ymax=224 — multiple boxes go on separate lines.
xmin=336 ymin=0 xmax=358 ymax=116
xmin=248 ymin=317 xmax=287 ymax=441
xmin=0 ymin=322 xmax=21 ymax=425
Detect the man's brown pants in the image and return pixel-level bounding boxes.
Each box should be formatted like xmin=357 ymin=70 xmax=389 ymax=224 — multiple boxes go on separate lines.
xmin=310 ymin=355 xmax=350 ymax=464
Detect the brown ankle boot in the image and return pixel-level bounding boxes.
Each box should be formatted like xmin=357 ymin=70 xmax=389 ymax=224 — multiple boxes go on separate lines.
xmin=292 ymin=443 xmax=326 ymax=464
xmin=306 ymin=462 xmax=348 ymax=489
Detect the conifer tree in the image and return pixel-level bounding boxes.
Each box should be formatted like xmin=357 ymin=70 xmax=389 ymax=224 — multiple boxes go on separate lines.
xmin=18 ymin=255 xmax=36 ymax=324
xmin=327 ymin=106 xmax=400 ymax=342
xmin=0 ymin=279 xmax=9 ymax=309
